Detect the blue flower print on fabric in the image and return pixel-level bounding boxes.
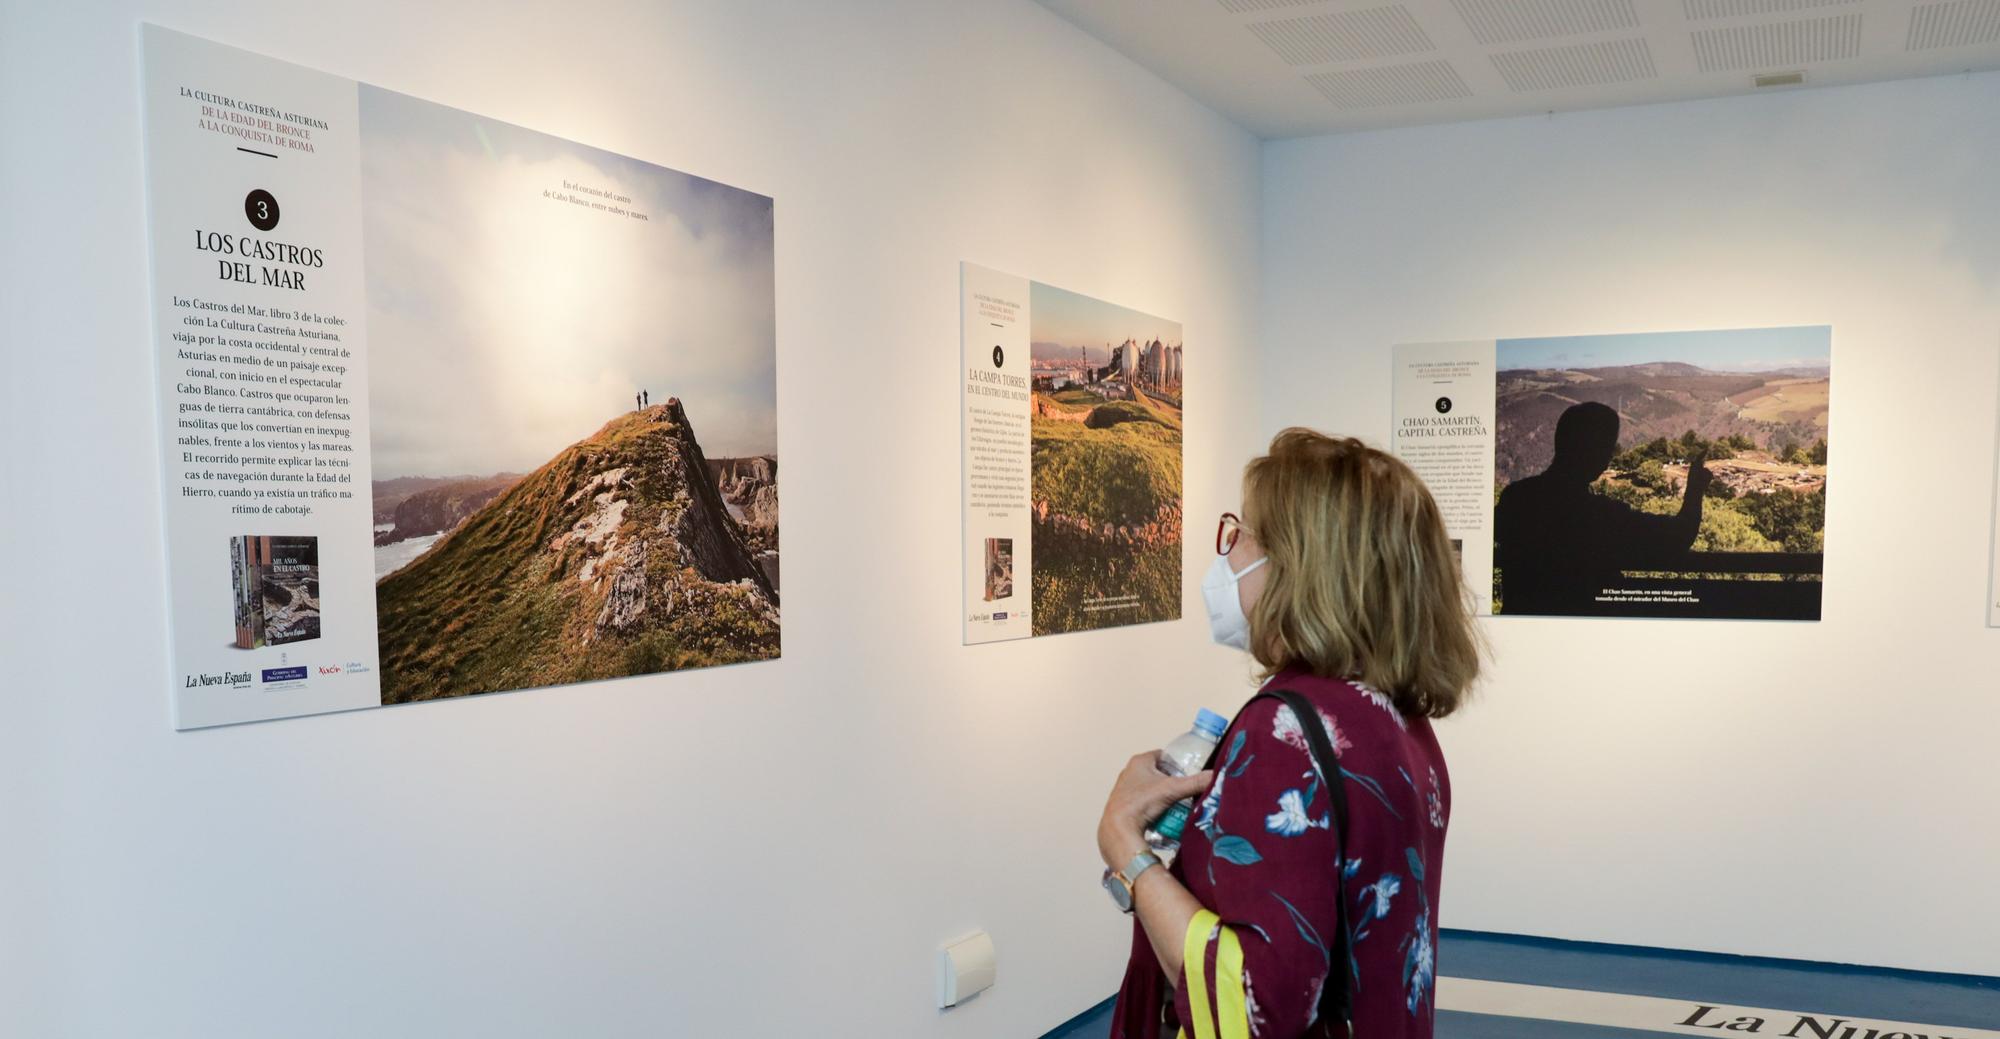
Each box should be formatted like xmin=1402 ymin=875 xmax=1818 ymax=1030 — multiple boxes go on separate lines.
xmin=1399 ymin=846 xmax=1436 ymax=1014
xmin=1197 ymin=729 xmax=1264 ymax=881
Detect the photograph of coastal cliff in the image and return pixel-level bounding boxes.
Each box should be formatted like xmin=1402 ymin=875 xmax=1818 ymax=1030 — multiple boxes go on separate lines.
xmin=1026 ymin=283 xmax=1183 ymax=636
xmin=360 ymin=85 xmax=779 ymax=703
xmin=1493 ymin=326 xmax=1829 ymax=621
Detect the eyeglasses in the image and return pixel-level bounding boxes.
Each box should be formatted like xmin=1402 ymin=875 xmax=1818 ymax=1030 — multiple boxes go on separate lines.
xmin=1217 ymin=512 xmax=1246 ymax=557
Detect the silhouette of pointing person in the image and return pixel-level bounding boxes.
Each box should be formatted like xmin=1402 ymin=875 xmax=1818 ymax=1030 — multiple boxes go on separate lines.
xmin=1494 ymin=402 xmax=1712 ymax=615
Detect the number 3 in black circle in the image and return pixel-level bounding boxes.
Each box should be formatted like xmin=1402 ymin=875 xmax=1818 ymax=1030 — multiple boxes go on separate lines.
xmin=244 ymin=189 xmax=280 ymax=232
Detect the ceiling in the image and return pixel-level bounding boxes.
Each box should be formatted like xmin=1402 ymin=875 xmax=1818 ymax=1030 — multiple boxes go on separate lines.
xmin=1036 ymin=0 xmax=2000 ymax=137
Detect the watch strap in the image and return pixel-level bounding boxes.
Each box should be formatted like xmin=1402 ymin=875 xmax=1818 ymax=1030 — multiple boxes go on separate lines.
xmin=1121 ymin=849 xmax=1162 ymax=888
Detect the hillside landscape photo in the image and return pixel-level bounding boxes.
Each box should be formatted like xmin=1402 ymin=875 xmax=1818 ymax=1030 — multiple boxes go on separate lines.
xmin=359 ymin=84 xmax=778 ymax=702
xmin=1492 ymin=326 xmax=1831 ymax=619
xmin=373 ymin=401 xmax=778 ymax=703
xmin=1027 ymin=282 xmax=1183 ymax=636
xmin=1497 ymin=360 xmax=1830 ymax=491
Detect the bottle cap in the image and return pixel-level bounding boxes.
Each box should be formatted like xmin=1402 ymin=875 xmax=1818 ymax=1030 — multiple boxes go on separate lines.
xmin=1193 ymin=708 xmax=1228 ymax=740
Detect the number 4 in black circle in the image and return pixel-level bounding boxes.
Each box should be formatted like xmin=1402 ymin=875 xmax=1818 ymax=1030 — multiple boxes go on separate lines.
xmin=245 ymin=189 xmax=280 ymax=232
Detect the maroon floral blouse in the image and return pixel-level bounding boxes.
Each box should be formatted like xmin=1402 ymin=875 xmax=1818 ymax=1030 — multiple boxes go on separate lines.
xmin=1111 ymin=670 xmax=1450 ymax=1039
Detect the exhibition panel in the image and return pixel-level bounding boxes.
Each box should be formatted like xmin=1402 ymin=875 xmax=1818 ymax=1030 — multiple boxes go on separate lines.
xmin=961 ymin=264 xmax=1185 ymax=643
xmin=1992 ymin=395 xmax=2000 ymax=626
xmin=1395 ymin=328 xmax=1832 ymax=621
xmin=141 ymin=28 xmax=779 ymax=728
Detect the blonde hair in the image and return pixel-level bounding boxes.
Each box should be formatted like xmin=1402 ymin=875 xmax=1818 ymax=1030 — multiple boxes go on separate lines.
xmin=1242 ymin=429 xmax=1480 ymax=718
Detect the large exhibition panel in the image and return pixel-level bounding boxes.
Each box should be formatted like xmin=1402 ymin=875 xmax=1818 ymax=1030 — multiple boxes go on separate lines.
xmin=142 ymin=27 xmax=780 ymax=728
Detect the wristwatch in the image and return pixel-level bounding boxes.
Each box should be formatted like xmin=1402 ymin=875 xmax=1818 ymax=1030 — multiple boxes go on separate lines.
xmin=1101 ymin=849 xmax=1162 ymax=913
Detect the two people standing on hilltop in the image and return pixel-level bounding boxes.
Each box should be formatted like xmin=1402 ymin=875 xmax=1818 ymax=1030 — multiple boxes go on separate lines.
xmin=634 ymin=390 xmax=651 ymax=411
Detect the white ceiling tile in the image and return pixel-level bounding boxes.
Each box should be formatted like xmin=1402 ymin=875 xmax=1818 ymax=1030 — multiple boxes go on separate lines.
xmin=1036 ymin=0 xmax=2000 ymax=136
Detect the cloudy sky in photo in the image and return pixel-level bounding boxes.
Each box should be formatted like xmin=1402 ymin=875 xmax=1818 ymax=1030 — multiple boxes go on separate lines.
xmin=1029 ymin=280 xmax=1182 ymax=366
xmin=360 ymin=85 xmax=775 ymax=480
xmin=1499 ymin=326 xmax=1831 ymax=373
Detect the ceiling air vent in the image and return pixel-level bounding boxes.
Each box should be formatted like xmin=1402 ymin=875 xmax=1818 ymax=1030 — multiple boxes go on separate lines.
xmin=1304 ymin=60 xmax=1473 ymax=108
xmin=1906 ymin=0 xmax=2000 ymax=50
xmin=1753 ymin=69 xmax=1807 ymax=86
xmin=1490 ymin=37 xmax=1659 ymax=91
xmin=1690 ymin=12 xmax=1863 ymax=72
xmin=1449 ymin=0 xmax=1640 ymax=45
xmin=1217 ymin=0 xmax=1322 ymax=12
xmin=1247 ymin=6 xmax=1436 ymax=65
xmin=1684 ymin=0 xmax=1855 ymax=20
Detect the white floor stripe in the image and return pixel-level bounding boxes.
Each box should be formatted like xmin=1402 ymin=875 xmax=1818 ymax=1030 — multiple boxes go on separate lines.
xmin=1436 ymin=977 xmax=2000 ymax=1039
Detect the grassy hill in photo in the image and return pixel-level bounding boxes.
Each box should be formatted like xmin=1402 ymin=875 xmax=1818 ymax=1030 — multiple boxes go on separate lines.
xmin=1030 ymin=389 xmax=1183 ymax=636
xmin=373 ymin=400 xmax=778 ymax=704
xmin=1496 ymin=362 xmax=1829 ymax=485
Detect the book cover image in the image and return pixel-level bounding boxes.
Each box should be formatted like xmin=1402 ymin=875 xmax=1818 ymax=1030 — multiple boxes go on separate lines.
xmin=231 ymin=536 xmax=322 ymax=648
xmin=983 ymin=537 xmax=1014 ymax=602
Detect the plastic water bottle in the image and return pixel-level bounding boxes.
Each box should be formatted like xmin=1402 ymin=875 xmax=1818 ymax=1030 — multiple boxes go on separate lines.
xmin=1145 ymin=708 xmax=1229 ymax=851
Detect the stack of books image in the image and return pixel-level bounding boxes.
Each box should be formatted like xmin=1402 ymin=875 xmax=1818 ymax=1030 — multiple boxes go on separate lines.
xmin=231 ymin=535 xmax=321 ymax=648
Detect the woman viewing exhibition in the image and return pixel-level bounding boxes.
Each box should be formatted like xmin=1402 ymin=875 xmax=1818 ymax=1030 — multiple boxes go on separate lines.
xmin=1099 ymin=429 xmax=1481 ymax=1039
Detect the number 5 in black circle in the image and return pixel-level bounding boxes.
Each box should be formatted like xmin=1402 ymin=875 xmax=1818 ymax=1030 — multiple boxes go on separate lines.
xmin=244 ymin=189 xmax=280 ymax=232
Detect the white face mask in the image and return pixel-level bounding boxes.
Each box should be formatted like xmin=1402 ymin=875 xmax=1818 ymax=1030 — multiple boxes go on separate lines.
xmin=1202 ymin=553 xmax=1267 ymax=650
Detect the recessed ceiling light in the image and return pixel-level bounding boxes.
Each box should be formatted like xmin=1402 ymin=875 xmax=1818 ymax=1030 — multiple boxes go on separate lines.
xmin=1753 ymin=69 xmax=1807 ymax=86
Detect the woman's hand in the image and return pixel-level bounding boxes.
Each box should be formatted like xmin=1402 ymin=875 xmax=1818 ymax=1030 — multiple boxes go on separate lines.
xmin=1097 ymin=752 xmax=1214 ymax=871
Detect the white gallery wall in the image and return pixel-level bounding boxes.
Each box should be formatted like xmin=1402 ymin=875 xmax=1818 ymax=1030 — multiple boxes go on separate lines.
xmin=9 ymin=0 xmax=2000 ymax=1034
xmin=1262 ymin=72 xmax=2000 ymax=978
xmin=0 ymin=2 xmax=1265 ymax=1036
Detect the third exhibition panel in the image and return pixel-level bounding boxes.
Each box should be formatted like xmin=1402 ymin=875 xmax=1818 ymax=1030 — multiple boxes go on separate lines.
xmin=1394 ymin=327 xmax=1831 ymax=622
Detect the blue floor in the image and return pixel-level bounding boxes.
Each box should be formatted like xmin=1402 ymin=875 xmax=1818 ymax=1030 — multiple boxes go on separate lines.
xmin=1044 ymin=995 xmax=1116 ymax=1039
xmin=1044 ymin=930 xmax=2000 ymax=1037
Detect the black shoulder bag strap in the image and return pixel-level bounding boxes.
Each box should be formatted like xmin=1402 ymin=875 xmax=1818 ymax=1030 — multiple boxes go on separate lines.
xmin=1248 ymin=687 xmax=1354 ymax=1033
xmin=1188 ymin=688 xmax=1355 ymax=1033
